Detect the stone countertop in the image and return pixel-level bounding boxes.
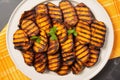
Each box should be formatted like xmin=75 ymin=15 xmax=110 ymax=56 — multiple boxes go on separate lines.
xmin=0 ymin=0 xmax=120 ymax=80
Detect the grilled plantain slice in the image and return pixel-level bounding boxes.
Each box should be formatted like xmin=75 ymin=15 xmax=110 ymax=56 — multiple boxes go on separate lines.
xmin=75 ymin=3 xmax=94 ymax=24
xmin=90 ymin=20 xmax=106 ymax=49
xmin=57 ymin=63 xmax=69 ymax=76
xmin=47 ymin=39 xmax=59 ymax=55
xmin=59 ymin=0 xmax=78 ymax=27
xmin=22 ymin=50 xmax=34 ymax=66
xmin=75 ymin=41 xmax=89 ymax=64
xmin=61 ymin=34 xmax=73 ymax=53
xmin=76 ymin=20 xmax=91 ymax=45
xmin=53 ymin=21 xmax=67 ymax=43
xmin=72 ymin=59 xmax=85 ymax=74
xmin=36 ymin=14 xmax=51 ymax=34
xmin=48 ymin=52 xmax=61 ymax=71
xmin=33 ymin=30 xmax=48 ymax=53
xmin=84 ymin=49 xmax=100 ymax=67
xmin=35 ymin=3 xmax=48 ymax=14
xmin=20 ymin=9 xmax=35 ymax=24
xmin=13 ymin=29 xmax=31 ymax=51
xmin=47 ymin=2 xmax=63 ymax=23
xmin=62 ymin=52 xmax=75 ymax=66
xmin=21 ymin=19 xmax=39 ymax=37
xmin=34 ymin=53 xmax=47 ymax=73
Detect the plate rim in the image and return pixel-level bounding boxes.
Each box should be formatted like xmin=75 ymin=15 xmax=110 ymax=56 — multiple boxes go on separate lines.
xmin=6 ymin=0 xmax=114 ymax=80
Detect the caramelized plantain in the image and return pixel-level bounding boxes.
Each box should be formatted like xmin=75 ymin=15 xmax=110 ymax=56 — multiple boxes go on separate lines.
xmin=22 ymin=50 xmax=34 ymax=66
xmin=21 ymin=19 xmax=39 ymax=37
xmin=34 ymin=53 xmax=47 ymax=73
xmin=61 ymin=34 xmax=73 ymax=53
xmin=48 ymin=52 xmax=61 ymax=71
xmin=47 ymin=39 xmax=59 ymax=55
xmin=36 ymin=14 xmax=51 ymax=34
xmin=20 ymin=9 xmax=35 ymax=24
xmin=90 ymin=20 xmax=106 ymax=49
xmin=75 ymin=3 xmax=94 ymax=24
xmin=35 ymin=3 xmax=48 ymax=14
xmin=13 ymin=29 xmax=31 ymax=51
xmin=47 ymin=2 xmax=63 ymax=23
xmin=53 ymin=21 xmax=67 ymax=43
xmin=62 ymin=52 xmax=75 ymax=66
xmin=57 ymin=63 xmax=69 ymax=76
xmin=72 ymin=59 xmax=84 ymax=74
xmin=59 ymin=0 xmax=78 ymax=27
xmin=76 ymin=20 xmax=91 ymax=44
xmin=75 ymin=41 xmax=89 ymax=64
xmin=33 ymin=30 xmax=48 ymax=53
xmin=84 ymin=49 xmax=100 ymax=67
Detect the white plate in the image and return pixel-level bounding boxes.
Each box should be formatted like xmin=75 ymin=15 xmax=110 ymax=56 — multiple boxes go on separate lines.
xmin=6 ymin=0 xmax=114 ymax=80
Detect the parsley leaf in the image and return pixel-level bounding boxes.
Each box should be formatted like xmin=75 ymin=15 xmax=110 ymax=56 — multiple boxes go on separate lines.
xmin=73 ymin=31 xmax=77 ymax=36
xmin=67 ymin=29 xmax=74 ymax=35
xmin=36 ymin=38 xmax=41 ymax=43
xmin=30 ymin=36 xmax=41 ymax=43
xmin=49 ymin=26 xmax=57 ymax=34
xmin=50 ymin=34 xmax=57 ymax=40
xmin=67 ymin=29 xmax=77 ymax=36
xmin=52 ymin=26 xmax=57 ymax=33
xmin=30 ymin=36 xmax=39 ymax=40
xmin=48 ymin=26 xmax=57 ymax=40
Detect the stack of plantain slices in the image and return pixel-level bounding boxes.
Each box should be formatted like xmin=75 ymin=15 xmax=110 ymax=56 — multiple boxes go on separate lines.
xmin=47 ymin=39 xmax=61 ymax=72
xmin=74 ymin=2 xmax=106 ymax=71
xmin=13 ymin=0 xmax=106 ymax=76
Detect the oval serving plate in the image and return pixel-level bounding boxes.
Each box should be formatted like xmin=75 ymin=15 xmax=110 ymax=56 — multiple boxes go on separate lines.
xmin=6 ymin=0 xmax=114 ymax=80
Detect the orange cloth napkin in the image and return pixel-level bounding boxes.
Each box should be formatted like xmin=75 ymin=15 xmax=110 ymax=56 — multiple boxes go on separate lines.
xmin=0 ymin=0 xmax=120 ymax=79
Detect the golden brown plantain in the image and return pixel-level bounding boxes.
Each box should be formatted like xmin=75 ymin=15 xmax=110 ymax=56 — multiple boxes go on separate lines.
xmin=76 ymin=20 xmax=91 ymax=44
xmin=36 ymin=14 xmax=51 ymax=34
xmin=59 ymin=0 xmax=78 ymax=28
xmin=62 ymin=52 xmax=75 ymax=66
xmin=75 ymin=3 xmax=94 ymax=24
xmin=22 ymin=50 xmax=34 ymax=66
xmin=48 ymin=52 xmax=61 ymax=71
xmin=53 ymin=21 xmax=67 ymax=43
xmin=47 ymin=2 xmax=63 ymax=23
xmin=56 ymin=63 xmax=69 ymax=76
xmin=34 ymin=53 xmax=47 ymax=73
xmin=35 ymin=3 xmax=48 ymax=14
xmin=21 ymin=19 xmax=39 ymax=37
xmin=13 ymin=29 xmax=31 ymax=51
xmin=20 ymin=9 xmax=35 ymax=24
xmin=47 ymin=39 xmax=59 ymax=55
xmin=61 ymin=34 xmax=73 ymax=53
xmin=75 ymin=41 xmax=89 ymax=64
xmin=90 ymin=20 xmax=106 ymax=49
xmin=84 ymin=49 xmax=100 ymax=67
xmin=72 ymin=59 xmax=85 ymax=74
xmin=33 ymin=30 xmax=48 ymax=53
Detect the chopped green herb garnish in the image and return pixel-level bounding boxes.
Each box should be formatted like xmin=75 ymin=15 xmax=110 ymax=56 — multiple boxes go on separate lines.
xmin=52 ymin=26 xmax=57 ymax=33
xmin=30 ymin=36 xmax=39 ymax=40
xmin=49 ymin=26 xmax=57 ymax=34
xmin=36 ymin=38 xmax=41 ymax=43
xmin=30 ymin=36 xmax=41 ymax=43
xmin=73 ymin=31 xmax=77 ymax=36
xmin=48 ymin=26 xmax=57 ymax=40
xmin=50 ymin=34 xmax=57 ymax=40
xmin=68 ymin=29 xmax=74 ymax=35
xmin=67 ymin=29 xmax=77 ymax=36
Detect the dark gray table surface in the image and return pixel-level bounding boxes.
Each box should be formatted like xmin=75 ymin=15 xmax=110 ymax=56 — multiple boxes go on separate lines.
xmin=0 ymin=0 xmax=120 ymax=80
